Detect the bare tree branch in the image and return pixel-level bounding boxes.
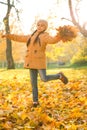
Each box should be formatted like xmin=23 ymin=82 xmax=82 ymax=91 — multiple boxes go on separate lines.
xmin=68 ymin=0 xmax=78 ymax=26
xmin=61 ymin=17 xmax=72 ymax=23
xmin=75 ymin=1 xmax=80 ymax=23
xmin=68 ymin=0 xmax=87 ymax=37
xmin=0 ymin=0 xmax=20 ymax=21
xmin=83 ymin=22 xmax=87 ymax=30
xmin=0 ymin=1 xmax=15 ymax=7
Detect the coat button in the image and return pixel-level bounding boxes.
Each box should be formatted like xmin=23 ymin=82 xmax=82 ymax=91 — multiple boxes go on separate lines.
xmin=27 ymin=64 xmax=29 ymax=66
xmin=34 ymin=50 xmax=37 ymax=53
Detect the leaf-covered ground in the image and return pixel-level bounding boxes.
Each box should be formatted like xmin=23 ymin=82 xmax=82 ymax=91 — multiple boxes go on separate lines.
xmin=0 ymin=68 xmax=87 ymax=130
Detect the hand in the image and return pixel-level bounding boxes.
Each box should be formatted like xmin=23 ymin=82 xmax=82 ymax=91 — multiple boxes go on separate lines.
xmin=56 ymin=25 xmax=78 ymax=42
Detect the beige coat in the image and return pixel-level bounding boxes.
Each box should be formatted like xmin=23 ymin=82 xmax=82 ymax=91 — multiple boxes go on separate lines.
xmin=5 ymin=32 xmax=60 ymax=69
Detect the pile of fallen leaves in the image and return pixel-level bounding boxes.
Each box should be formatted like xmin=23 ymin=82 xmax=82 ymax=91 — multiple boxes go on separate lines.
xmin=0 ymin=69 xmax=87 ymax=130
xmin=56 ymin=25 xmax=79 ymax=42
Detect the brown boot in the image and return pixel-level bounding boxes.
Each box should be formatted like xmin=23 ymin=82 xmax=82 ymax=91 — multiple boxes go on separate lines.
xmin=33 ymin=102 xmax=39 ymax=107
xmin=59 ymin=72 xmax=68 ymax=84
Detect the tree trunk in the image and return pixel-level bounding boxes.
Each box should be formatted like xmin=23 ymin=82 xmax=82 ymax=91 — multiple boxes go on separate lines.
xmin=4 ymin=0 xmax=15 ymax=69
xmin=6 ymin=39 xmax=15 ymax=69
xmin=4 ymin=18 xmax=15 ymax=69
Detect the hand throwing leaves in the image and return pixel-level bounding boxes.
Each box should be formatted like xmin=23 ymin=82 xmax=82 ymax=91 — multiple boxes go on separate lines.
xmin=56 ymin=25 xmax=79 ymax=42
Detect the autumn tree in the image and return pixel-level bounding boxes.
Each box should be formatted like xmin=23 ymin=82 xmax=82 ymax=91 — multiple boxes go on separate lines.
xmin=60 ymin=0 xmax=87 ymax=37
xmin=68 ymin=0 xmax=87 ymax=64
xmin=0 ymin=0 xmax=20 ymax=69
xmin=57 ymin=0 xmax=87 ymax=65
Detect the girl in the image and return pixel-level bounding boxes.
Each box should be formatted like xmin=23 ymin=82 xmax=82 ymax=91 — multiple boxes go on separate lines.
xmin=2 ymin=19 xmax=68 ymax=107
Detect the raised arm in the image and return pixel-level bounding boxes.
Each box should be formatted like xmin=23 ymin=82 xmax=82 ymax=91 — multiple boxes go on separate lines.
xmin=42 ymin=32 xmax=61 ymax=44
xmin=2 ymin=34 xmax=30 ymax=43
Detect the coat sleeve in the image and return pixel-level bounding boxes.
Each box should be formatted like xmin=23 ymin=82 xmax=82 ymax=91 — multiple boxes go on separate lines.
xmin=3 ymin=34 xmax=30 ymax=43
xmin=43 ymin=32 xmax=61 ymax=44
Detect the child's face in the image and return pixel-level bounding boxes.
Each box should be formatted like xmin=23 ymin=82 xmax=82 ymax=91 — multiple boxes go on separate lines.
xmin=37 ymin=22 xmax=46 ymax=32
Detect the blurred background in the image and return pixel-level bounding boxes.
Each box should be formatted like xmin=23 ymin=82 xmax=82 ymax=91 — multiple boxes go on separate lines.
xmin=0 ymin=0 xmax=87 ymax=69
